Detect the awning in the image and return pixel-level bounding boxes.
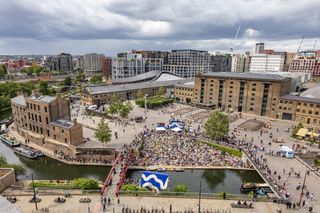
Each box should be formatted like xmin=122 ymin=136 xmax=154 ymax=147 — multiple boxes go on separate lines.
xmin=171 ymin=127 xmax=182 ymax=132
xmin=156 ymin=127 xmax=166 ymax=131
xmin=296 ymin=128 xmax=308 ymax=137
xmin=307 ymin=131 xmax=319 ymax=137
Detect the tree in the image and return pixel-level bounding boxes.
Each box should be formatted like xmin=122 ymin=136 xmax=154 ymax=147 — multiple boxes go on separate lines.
xmin=90 ymin=75 xmax=102 ymax=84
xmin=156 ymin=86 xmax=166 ymax=96
xmin=119 ymin=104 xmax=130 ymax=118
xmin=172 ymin=184 xmax=188 ymax=193
xmin=0 ymin=64 xmax=7 ymax=79
xmin=76 ymin=72 xmax=85 ymax=83
xmin=39 ymin=81 xmax=49 ymax=95
xmin=136 ymin=90 xmax=144 ymax=99
xmin=0 ymin=154 xmax=26 ymax=177
xmin=205 ymin=111 xmax=229 ymax=140
xmin=108 ymin=101 xmax=132 ymax=118
xmin=108 ymin=102 xmax=121 ymax=115
xmin=95 ymin=118 xmax=112 ymax=144
xmin=7 ymin=164 xmax=26 ymax=177
xmin=110 ymin=93 xmax=121 ymax=103
xmin=63 ymin=77 xmax=72 ymax=86
xmin=0 ymin=155 xmax=8 ymax=166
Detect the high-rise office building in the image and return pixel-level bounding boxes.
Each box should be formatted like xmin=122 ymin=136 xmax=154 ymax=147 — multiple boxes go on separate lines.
xmin=249 ymin=54 xmax=285 ymax=72
xmin=254 ymin=42 xmax=265 ymax=54
xmin=289 ymin=50 xmax=319 ymax=76
xmin=210 ymin=54 xmax=232 ymax=72
xmin=112 ymin=53 xmax=163 ymax=79
xmin=83 ymin=53 xmax=104 ymax=76
xmin=163 ymin=50 xmax=211 ymax=78
xmin=44 ymin=53 xmax=73 ymax=73
xmin=231 ymin=54 xmax=248 ymax=72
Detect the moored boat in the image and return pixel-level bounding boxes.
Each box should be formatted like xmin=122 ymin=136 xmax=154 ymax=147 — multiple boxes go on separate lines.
xmin=240 ymin=182 xmax=269 ymax=193
xmin=157 ymin=167 xmax=166 ymax=172
xmin=0 ymin=134 xmax=20 ymax=147
xmin=13 ymin=147 xmax=37 ymax=159
xmin=21 ymin=144 xmax=44 ymax=157
xmin=166 ymin=166 xmax=175 ymax=172
xmin=174 ymin=168 xmax=185 ymax=172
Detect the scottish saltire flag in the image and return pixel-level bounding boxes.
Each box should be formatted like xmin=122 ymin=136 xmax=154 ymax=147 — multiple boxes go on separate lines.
xmin=141 ymin=171 xmax=169 ymax=192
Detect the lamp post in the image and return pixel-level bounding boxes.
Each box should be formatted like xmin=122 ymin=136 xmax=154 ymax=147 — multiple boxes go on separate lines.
xmin=144 ymin=94 xmax=148 ymax=120
xmin=198 ymin=180 xmax=202 ymax=213
xmin=299 ymin=171 xmax=307 ymax=206
xmin=31 ymin=173 xmax=38 ymax=210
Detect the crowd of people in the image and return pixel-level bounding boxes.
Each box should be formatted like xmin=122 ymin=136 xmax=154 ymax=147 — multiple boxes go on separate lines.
xmin=53 ymin=150 xmax=112 ymax=165
xmin=134 ymin=130 xmax=247 ymax=168
xmin=121 ymin=207 xmax=232 ymax=213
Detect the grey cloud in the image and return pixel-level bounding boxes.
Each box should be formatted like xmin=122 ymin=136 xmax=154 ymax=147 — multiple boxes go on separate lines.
xmin=0 ymin=0 xmax=319 ymax=54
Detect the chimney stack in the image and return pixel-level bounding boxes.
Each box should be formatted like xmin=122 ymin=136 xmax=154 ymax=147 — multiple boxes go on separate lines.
xmin=31 ymin=89 xmax=40 ymax=97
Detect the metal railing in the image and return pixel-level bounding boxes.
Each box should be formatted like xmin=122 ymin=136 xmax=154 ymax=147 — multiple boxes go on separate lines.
xmin=119 ymin=190 xmax=271 ymax=202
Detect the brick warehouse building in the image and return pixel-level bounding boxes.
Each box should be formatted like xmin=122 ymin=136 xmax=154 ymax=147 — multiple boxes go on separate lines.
xmin=11 ymin=90 xmax=83 ymax=157
xmin=174 ymin=72 xmax=320 ymax=125
xmin=193 ymin=72 xmax=291 ymax=118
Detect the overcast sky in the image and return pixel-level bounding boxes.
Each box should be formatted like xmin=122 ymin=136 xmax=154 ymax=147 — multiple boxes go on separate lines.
xmin=0 ymin=0 xmax=319 ymax=56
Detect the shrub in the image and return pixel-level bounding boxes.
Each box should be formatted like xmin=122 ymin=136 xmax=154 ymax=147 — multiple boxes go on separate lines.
xmin=121 ymin=184 xmax=148 ymax=192
xmin=121 ymin=184 xmax=140 ymax=191
xmin=172 ymin=184 xmax=188 ymax=193
xmin=73 ymin=178 xmax=99 ymax=190
xmin=135 ymin=96 xmax=173 ymax=109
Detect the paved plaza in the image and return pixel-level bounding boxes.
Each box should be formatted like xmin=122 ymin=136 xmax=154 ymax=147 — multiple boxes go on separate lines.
xmin=71 ymin=101 xmax=208 ymax=148
xmin=230 ymin=114 xmax=320 ymax=212
xmin=5 ymin=194 xmax=295 ymax=213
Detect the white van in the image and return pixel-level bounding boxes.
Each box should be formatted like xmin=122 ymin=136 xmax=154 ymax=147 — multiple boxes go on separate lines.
xmin=88 ymin=105 xmax=98 ymax=110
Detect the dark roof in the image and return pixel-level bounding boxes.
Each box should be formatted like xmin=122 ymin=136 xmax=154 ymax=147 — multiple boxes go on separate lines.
xmin=84 ymin=79 xmax=192 ymax=95
xmin=111 ymin=71 xmax=184 ymax=84
xmin=200 ymin=72 xmax=289 ymax=81
xmin=29 ymin=95 xmax=56 ymax=103
xmin=175 ymin=81 xmax=194 ymax=89
xmin=171 ymin=49 xmax=208 ymax=53
xmin=51 ymin=119 xmax=74 ymax=129
xmin=111 ymin=70 xmax=162 ymax=84
xmin=280 ymin=94 xmax=320 ymax=104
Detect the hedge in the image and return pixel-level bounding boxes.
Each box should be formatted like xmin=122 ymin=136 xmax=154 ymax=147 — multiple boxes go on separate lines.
xmin=135 ymin=96 xmax=174 ymax=109
xmin=201 ymin=141 xmax=243 ymax=158
xmin=29 ymin=178 xmax=100 ymax=190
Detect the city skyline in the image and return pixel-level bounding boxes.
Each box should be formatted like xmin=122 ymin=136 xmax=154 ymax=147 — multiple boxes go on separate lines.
xmin=0 ymin=0 xmax=319 ymax=55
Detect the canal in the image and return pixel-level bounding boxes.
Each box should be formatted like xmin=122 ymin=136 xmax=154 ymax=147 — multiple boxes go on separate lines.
xmin=127 ymin=169 xmax=264 ymax=194
xmin=1 ymin=140 xmax=264 ymax=194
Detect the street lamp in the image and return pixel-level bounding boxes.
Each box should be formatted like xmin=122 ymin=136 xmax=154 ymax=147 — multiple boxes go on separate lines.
xmin=144 ymin=94 xmax=148 ymax=120
xmin=299 ymin=170 xmax=308 ymax=206
xmin=31 ymin=173 xmax=38 ymax=210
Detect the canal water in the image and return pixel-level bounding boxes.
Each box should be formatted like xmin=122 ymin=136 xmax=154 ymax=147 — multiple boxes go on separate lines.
xmin=127 ymin=169 xmax=264 ymax=194
xmin=1 ymin=140 xmax=264 ymax=193
xmin=0 ymin=140 xmax=110 ymax=180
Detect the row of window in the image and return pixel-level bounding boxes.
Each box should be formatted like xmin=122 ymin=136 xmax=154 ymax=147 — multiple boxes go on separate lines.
xmin=28 ymin=112 xmax=48 ymax=124
xmin=27 ymin=124 xmax=68 ymax=143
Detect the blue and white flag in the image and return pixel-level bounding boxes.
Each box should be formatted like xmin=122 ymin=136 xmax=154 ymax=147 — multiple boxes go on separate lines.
xmin=141 ymin=171 xmax=169 ymax=192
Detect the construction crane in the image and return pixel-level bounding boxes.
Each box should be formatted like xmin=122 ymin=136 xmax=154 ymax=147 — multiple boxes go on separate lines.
xmin=312 ymin=40 xmax=317 ymax=51
xmin=297 ymin=34 xmax=305 ymax=53
xmin=230 ymin=26 xmax=241 ymax=52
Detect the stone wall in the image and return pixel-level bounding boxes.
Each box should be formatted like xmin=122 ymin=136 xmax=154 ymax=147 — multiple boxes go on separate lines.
xmin=0 ymin=168 xmax=15 ymax=193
